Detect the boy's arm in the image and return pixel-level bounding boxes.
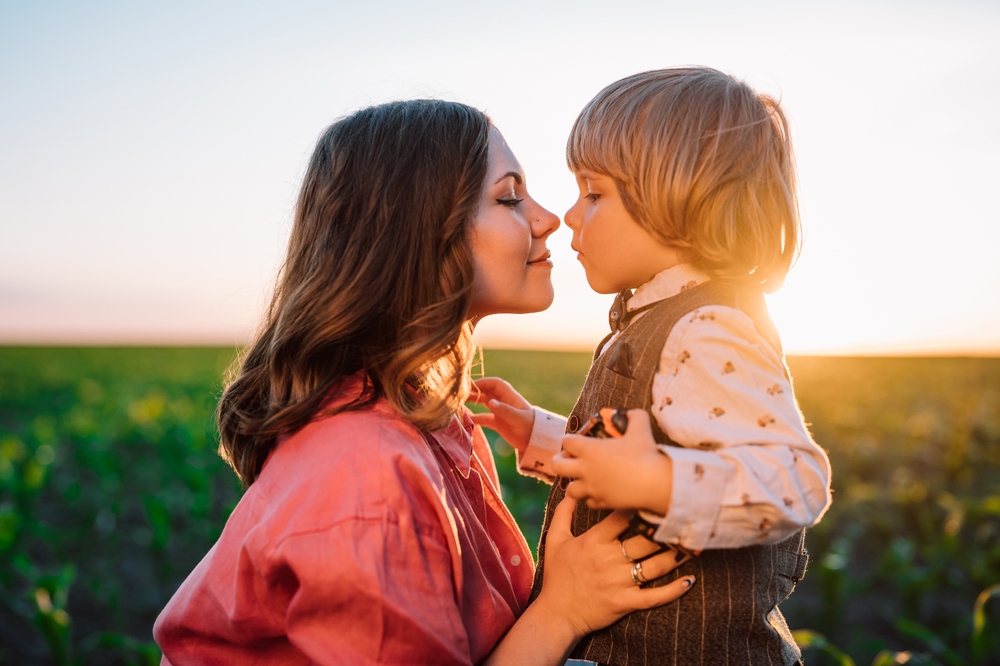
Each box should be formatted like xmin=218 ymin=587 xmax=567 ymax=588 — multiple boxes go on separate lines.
xmin=517 ymin=407 xmax=567 ymax=481
xmin=643 ymin=305 xmax=832 ymax=552
xmin=469 ymin=378 xmax=567 ymax=482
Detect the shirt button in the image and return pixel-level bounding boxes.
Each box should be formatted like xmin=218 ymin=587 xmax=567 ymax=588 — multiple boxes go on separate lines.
xmin=510 ymin=555 xmax=521 ymax=567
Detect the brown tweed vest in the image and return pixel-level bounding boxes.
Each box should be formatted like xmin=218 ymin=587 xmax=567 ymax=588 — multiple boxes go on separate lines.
xmin=530 ymin=281 xmax=809 ymax=666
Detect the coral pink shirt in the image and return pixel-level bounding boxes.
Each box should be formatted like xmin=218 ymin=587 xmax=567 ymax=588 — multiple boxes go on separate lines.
xmin=153 ymin=380 xmax=534 ymax=665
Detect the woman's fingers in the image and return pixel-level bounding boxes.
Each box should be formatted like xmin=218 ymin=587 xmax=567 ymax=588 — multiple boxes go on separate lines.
xmin=635 ymin=545 xmax=695 ymax=580
xmin=545 ymin=495 xmax=578 ymax=547
xmin=621 ymin=535 xmax=665 ymax=562
xmin=586 ymin=509 xmax=632 ymax=541
xmin=632 ymin=574 xmax=696 ymax=609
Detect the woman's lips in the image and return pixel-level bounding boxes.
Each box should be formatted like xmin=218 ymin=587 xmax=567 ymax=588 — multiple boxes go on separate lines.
xmin=527 ymin=250 xmax=552 ymax=266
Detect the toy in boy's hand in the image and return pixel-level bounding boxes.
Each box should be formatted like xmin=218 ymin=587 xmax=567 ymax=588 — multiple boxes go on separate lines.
xmin=567 ymin=408 xmax=700 ymax=560
xmin=553 ymin=409 xmax=673 ymax=514
xmin=577 ymin=408 xmax=630 ymax=439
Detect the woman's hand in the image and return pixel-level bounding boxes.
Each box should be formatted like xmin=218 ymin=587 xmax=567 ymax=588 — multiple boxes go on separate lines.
xmin=537 ymin=495 xmax=694 ymax=638
xmin=468 ymin=378 xmax=535 ymax=453
xmin=552 ymin=409 xmax=673 ymax=515
xmin=485 ymin=496 xmax=695 ymax=666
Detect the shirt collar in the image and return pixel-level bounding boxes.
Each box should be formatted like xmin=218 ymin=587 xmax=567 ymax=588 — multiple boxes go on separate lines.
xmin=427 ymin=409 xmax=475 ymax=478
xmin=628 ymin=263 xmax=711 ymax=312
xmin=326 ymin=374 xmax=475 ymax=478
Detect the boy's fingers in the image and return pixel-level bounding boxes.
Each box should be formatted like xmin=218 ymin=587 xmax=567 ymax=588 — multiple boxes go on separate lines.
xmin=564 ymin=480 xmax=590 ymax=501
xmin=560 ymin=434 xmax=589 ymax=457
xmin=545 ymin=496 xmax=578 ymax=547
xmin=633 ymin=575 xmax=696 ymax=609
xmin=471 ymin=378 xmax=528 ymax=408
xmin=625 ymin=408 xmax=651 ymax=431
xmin=550 ymin=453 xmax=581 ymax=478
xmin=468 ymin=412 xmax=496 ymax=429
xmin=468 ymin=378 xmax=500 ymax=404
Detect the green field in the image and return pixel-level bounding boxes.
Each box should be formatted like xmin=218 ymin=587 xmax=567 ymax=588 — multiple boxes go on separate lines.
xmin=1 ymin=347 xmax=998 ymax=665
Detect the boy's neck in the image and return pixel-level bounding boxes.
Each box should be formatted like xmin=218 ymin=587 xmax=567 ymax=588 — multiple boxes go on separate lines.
xmin=626 ymin=263 xmax=711 ymax=312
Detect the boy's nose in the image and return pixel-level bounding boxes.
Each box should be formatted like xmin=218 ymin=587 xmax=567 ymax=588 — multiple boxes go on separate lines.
xmin=564 ymin=201 xmax=581 ymax=230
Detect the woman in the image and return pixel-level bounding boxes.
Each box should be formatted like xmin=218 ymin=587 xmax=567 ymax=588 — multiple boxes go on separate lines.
xmin=153 ymin=100 xmax=695 ymax=665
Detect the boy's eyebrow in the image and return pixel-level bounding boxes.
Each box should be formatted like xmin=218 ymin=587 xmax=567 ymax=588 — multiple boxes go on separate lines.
xmin=494 ymin=170 xmax=524 ymax=186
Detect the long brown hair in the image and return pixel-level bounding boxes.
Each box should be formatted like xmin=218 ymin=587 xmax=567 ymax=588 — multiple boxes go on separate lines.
xmin=219 ymin=100 xmax=491 ymax=486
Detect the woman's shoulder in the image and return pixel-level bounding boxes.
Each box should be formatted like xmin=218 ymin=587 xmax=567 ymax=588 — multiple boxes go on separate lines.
xmin=249 ymin=399 xmax=449 ymax=536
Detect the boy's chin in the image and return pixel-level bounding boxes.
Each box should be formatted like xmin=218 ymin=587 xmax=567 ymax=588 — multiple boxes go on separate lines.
xmin=585 ymin=274 xmax=625 ymax=295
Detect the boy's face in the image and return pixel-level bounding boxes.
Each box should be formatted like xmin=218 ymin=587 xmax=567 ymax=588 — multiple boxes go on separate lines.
xmin=565 ymin=171 xmax=684 ymax=294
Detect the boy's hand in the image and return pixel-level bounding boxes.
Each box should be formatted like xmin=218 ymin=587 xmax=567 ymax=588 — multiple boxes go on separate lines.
xmin=468 ymin=378 xmax=535 ymax=454
xmin=552 ymin=409 xmax=673 ymax=515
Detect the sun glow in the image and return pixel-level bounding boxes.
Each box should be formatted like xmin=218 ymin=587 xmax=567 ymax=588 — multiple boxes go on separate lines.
xmin=2 ymin=2 xmax=998 ymax=354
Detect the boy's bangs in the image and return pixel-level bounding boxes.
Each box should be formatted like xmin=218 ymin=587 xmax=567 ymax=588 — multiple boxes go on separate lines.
xmin=566 ymin=104 xmax=631 ymax=180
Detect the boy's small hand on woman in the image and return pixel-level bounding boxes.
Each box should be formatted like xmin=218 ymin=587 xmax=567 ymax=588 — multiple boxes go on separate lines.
xmin=468 ymin=377 xmax=535 ymax=454
xmin=553 ymin=409 xmax=673 ymax=516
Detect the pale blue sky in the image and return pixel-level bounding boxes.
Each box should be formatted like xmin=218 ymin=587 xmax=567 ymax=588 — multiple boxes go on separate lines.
xmin=2 ymin=0 xmax=998 ymax=353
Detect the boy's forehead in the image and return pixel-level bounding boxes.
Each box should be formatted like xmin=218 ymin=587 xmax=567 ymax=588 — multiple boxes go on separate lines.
xmin=576 ymin=169 xmax=613 ymax=182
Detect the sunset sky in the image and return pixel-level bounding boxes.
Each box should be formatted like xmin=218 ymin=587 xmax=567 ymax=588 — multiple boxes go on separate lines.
xmin=2 ymin=0 xmax=998 ymax=354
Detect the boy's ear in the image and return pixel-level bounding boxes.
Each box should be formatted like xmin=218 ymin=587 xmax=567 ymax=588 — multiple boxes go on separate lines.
xmin=605 ymin=339 xmax=634 ymax=379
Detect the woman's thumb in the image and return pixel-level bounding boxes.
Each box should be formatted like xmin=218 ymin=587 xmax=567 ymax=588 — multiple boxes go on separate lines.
xmin=546 ymin=495 xmax=578 ymax=547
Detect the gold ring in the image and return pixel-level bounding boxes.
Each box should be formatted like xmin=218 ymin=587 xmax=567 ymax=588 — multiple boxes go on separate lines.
xmin=620 ymin=539 xmax=633 ymax=562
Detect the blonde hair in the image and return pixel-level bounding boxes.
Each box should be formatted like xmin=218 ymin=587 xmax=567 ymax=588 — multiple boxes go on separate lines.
xmin=567 ymin=67 xmax=800 ymax=292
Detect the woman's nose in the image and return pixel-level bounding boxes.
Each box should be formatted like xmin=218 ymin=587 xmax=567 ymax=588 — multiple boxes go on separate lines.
xmin=532 ymin=205 xmax=560 ymax=238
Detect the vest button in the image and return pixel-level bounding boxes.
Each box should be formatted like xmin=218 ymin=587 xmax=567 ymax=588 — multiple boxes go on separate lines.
xmin=568 ymin=415 xmax=580 ymax=432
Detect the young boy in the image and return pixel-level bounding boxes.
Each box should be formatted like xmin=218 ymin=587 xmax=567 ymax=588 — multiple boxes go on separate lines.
xmin=472 ymin=67 xmax=832 ymax=665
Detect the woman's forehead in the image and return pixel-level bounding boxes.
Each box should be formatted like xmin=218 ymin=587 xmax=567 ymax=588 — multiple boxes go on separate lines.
xmin=488 ymin=128 xmax=523 ymax=182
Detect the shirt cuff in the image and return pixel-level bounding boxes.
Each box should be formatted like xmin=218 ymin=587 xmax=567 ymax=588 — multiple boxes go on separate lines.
xmin=650 ymin=444 xmax=735 ymax=551
xmin=516 ymin=407 xmax=566 ymax=482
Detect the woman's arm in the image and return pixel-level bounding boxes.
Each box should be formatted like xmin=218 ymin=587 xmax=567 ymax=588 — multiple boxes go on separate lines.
xmin=484 ymin=497 xmax=695 ymax=666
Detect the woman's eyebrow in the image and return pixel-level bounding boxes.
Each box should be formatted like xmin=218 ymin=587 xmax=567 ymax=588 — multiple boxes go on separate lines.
xmin=494 ymin=170 xmax=524 ymax=186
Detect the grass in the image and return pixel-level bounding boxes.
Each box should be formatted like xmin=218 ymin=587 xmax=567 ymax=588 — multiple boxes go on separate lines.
xmin=0 ymin=347 xmax=998 ymax=665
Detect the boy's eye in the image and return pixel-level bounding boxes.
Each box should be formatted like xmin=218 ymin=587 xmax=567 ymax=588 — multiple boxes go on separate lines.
xmin=497 ymin=198 xmax=523 ymax=208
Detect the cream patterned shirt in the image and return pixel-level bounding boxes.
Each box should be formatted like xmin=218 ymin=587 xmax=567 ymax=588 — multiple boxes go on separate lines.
xmin=518 ymin=263 xmax=832 ymax=551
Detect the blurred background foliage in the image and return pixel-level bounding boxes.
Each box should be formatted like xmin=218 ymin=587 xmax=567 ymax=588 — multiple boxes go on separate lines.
xmin=0 ymin=348 xmax=998 ymax=665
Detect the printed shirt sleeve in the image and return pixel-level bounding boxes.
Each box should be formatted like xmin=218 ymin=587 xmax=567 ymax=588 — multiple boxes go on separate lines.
xmin=645 ymin=305 xmax=832 ymax=551
xmin=516 ymin=407 xmax=567 ymax=482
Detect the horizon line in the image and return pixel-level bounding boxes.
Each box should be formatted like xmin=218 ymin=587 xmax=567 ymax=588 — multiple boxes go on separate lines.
xmin=2 ymin=341 xmax=999 ymax=359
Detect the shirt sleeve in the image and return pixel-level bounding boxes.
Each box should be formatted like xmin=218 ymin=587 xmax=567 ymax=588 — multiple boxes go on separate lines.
xmin=272 ymin=510 xmax=474 ymax=664
xmin=645 ymin=305 xmax=832 ymax=551
xmin=516 ymin=406 xmax=567 ymax=482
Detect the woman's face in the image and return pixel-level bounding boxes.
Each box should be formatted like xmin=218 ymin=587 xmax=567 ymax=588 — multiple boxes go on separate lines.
xmin=467 ymin=128 xmax=560 ymax=320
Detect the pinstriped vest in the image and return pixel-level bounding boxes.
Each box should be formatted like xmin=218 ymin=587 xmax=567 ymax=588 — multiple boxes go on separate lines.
xmin=530 ymin=281 xmax=809 ymax=666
